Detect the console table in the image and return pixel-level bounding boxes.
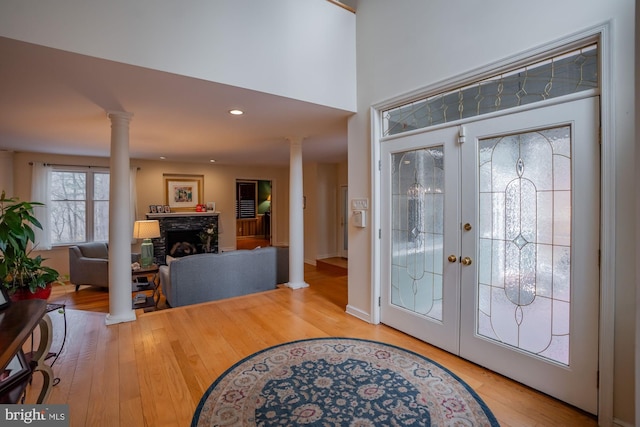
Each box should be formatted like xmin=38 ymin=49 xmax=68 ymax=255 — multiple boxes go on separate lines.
xmin=0 ymin=299 xmax=54 ymax=404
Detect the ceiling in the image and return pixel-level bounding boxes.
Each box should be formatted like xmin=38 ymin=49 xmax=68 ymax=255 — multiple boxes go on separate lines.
xmin=0 ymin=36 xmax=352 ymax=166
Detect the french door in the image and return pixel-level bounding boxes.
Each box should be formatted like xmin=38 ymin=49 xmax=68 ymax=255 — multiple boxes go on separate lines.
xmin=380 ymin=97 xmax=600 ymax=413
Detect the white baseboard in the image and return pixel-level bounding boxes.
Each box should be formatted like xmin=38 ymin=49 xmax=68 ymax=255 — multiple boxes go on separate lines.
xmin=612 ymin=417 xmax=633 ymax=427
xmin=317 ymin=252 xmax=340 ymax=260
xmin=346 ymin=305 xmax=372 ymax=323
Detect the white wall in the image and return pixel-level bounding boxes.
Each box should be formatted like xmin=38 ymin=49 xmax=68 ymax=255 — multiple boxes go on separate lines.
xmin=0 ymin=0 xmax=356 ymax=112
xmin=348 ymin=1 xmax=635 ymax=424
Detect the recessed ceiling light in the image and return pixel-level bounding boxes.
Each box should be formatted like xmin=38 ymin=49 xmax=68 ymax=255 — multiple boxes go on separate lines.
xmin=229 ymin=109 xmax=244 ymax=115
xmin=160 ymin=156 xmax=166 ymax=160
xmin=210 ymin=159 xmax=216 ymax=163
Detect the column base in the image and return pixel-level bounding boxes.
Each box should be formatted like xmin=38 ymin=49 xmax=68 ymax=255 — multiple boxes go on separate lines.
xmin=286 ymin=281 xmax=309 ymax=290
xmin=105 ymin=310 xmax=137 ymax=325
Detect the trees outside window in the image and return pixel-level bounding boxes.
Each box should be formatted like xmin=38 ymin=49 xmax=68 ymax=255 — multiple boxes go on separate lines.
xmin=50 ymin=169 xmax=109 ymax=244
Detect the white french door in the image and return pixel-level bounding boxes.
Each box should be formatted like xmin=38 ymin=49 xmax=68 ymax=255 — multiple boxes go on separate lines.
xmin=380 ymin=97 xmax=600 ymax=413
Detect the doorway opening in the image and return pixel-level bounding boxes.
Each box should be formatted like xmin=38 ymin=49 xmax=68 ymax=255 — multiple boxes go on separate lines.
xmin=236 ymin=179 xmax=272 ymax=250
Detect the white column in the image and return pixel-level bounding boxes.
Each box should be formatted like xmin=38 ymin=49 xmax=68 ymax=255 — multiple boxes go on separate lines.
xmin=105 ymin=111 xmax=136 ymax=325
xmin=287 ymin=137 xmax=309 ymax=289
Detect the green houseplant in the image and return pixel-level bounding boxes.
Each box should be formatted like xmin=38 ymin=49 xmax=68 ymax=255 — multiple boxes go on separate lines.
xmin=0 ymin=191 xmax=61 ymax=299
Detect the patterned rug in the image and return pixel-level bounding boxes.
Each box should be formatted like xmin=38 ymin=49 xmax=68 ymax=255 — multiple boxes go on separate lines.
xmin=192 ymin=337 xmax=499 ymax=426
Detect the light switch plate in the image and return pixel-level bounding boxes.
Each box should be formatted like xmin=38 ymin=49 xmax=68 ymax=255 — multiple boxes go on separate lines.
xmin=351 ymin=198 xmax=369 ymax=210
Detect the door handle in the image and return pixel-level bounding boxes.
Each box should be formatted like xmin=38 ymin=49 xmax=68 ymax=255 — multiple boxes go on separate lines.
xmin=448 ymin=255 xmax=457 ymax=263
xmin=461 ymin=256 xmax=473 ymax=266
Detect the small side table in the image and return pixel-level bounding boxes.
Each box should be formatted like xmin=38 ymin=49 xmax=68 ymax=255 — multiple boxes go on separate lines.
xmin=132 ymin=264 xmax=160 ymax=312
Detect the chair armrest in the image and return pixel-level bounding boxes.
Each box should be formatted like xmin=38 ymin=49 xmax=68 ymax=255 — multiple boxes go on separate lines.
xmin=159 ymin=265 xmax=172 ymax=306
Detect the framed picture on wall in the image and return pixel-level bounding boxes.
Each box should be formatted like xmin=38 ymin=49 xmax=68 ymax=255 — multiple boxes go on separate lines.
xmin=164 ymin=174 xmax=204 ymax=211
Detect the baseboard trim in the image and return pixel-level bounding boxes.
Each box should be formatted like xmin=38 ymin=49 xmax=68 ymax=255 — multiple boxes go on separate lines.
xmin=346 ymin=305 xmax=371 ymax=323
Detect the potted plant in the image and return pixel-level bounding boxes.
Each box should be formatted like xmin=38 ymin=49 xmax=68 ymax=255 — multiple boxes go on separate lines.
xmin=0 ymin=191 xmax=61 ymax=300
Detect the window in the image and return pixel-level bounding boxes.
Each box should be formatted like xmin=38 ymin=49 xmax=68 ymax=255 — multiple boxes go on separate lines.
xmin=50 ymin=168 xmax=110 ymax=245
xmin=382 ymin=43 xmax=598 ymax=136
xmin=236 ymin=181 xmax=257 ymax=219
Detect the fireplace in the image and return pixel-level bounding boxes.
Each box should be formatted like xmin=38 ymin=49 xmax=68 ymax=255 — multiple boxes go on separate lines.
xmin=145 ymin=212 xmax=219 ymax=265
xmin=166 ymin=229 xmax=200 ymax=257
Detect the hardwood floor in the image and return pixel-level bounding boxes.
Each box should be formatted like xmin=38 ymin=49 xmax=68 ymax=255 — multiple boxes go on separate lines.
xmin=26 ymin=265 xmax=596 ymax=426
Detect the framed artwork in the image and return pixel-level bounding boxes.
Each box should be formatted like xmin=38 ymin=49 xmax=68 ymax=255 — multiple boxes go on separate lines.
xmin=0 ymin=286 xmax=9 ymax=311
xmin=150 ymin=205 xmax=157 ymax=213
xmin=0 ymin=350 xmax=30 ymax=394
xmin=156 ymin=205 xmax=164 ymax=213
xmin=163 ymin=205 xmax=171 ymax=213
xmin=164 ymin=174 xmax=204 ymax=211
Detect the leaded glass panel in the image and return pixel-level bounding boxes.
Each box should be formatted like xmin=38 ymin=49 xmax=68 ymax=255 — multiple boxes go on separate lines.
xmin=383 ymin=45 xmax=597 ymax=136
xmin=477 ymin=125 xmax=571 ymax=365
xmin=391 ymin=147 xmax=444 ymax=321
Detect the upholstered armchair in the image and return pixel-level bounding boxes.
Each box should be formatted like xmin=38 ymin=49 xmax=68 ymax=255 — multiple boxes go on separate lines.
xmin=69 ymin=242 xmax=139 ymax=291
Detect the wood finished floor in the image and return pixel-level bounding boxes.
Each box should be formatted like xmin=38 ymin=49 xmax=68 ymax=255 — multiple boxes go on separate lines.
xmin=26 ymin=264 xmax=596 ymax=427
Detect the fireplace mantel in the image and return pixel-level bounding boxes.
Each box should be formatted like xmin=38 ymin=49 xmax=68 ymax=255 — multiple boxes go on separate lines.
xmin=145 ymin=212 xmax=219 ymax=264
xmin=146 ymin=212 xmax=219 ymax=219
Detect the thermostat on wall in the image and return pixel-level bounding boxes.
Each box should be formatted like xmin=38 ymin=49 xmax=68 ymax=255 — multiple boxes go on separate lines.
xmin=353 ymin=210 xmax=366 ymax=228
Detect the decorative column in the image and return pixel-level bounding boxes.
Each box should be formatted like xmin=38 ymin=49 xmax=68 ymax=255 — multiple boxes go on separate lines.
xmin=105 ymin=111 xmax=136 ymax=325
xmin=287 ymin=137 xmax=309 ymax=289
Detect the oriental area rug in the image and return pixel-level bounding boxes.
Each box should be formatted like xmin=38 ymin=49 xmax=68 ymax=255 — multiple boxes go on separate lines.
xmin=192 ymin=337 xmax=499 ymax=426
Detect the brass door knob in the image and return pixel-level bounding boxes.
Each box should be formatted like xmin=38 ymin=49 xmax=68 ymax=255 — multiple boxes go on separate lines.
xmin=464 ymin=223 xmax=472 ymax=231
xmin=461 ymin=256 xmax=473 ymax=266
xmin=448 ymin=255 xmax=457 ymax=263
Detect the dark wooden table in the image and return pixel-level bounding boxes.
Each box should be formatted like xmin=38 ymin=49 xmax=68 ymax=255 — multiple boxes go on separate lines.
xmin=132 ymin=264 xmax=160 ymax=311
xmin=0 ymin=300 xmax=47 ymax=371
xmin=0 ymin=299 xmax=51 ymax=403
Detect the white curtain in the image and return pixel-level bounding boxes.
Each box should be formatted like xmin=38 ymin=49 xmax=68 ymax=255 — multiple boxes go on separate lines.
xmin=31 ymin=162 xmax=52 ymax=250
xmin=130 ymin=166 xmax=138 ymax=243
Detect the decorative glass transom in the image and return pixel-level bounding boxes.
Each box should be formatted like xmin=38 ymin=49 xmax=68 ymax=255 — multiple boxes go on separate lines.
xmin=383 ymin=44 xmax=597 ymax=136
xmin=477 ymin=125 xmax=572 ymax=365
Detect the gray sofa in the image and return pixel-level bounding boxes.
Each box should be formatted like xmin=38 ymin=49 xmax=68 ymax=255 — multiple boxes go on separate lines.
xmin=159 ymin=246 xmax=288 ymax=308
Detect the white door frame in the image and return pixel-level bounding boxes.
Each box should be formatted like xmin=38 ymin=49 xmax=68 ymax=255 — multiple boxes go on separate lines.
xmin=370 ymin=23 xmax=615 ymax=423
xmin=339 ymin=185 xmax=348 ymax=258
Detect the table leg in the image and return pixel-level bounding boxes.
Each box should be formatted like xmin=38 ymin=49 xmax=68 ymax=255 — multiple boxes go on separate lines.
xmin=30 ymin=314 xmax=54 ymax=404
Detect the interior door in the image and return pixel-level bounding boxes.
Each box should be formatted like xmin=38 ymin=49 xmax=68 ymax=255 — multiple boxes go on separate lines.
xmin=380 ymin=97 xmax=600 ymax=413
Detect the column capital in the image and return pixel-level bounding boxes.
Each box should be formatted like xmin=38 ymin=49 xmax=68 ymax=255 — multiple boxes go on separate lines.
xmin=286 ymin=136 xmax=305 ymax=145
xmin=106 ymin=110 xmax=134 ymax=122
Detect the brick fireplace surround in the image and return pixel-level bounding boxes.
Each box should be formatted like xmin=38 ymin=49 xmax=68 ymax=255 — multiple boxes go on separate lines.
xmin=145 ymin=212 xmax=219 ymax=265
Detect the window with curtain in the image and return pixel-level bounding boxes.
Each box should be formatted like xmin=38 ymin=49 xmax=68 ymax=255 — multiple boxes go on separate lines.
xmin=49 ymin=168 xmax=110 ymax=244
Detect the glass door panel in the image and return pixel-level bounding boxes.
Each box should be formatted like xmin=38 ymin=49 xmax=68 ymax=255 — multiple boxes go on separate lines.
xmin=381 ymin=127 xmax=460 ymax=354
xmin=460 ymin=97 xmax=599 ymax=413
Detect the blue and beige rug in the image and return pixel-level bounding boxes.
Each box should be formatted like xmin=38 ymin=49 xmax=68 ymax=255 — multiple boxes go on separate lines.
xmin=192 ymin=337 xmax=499 ymax=426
